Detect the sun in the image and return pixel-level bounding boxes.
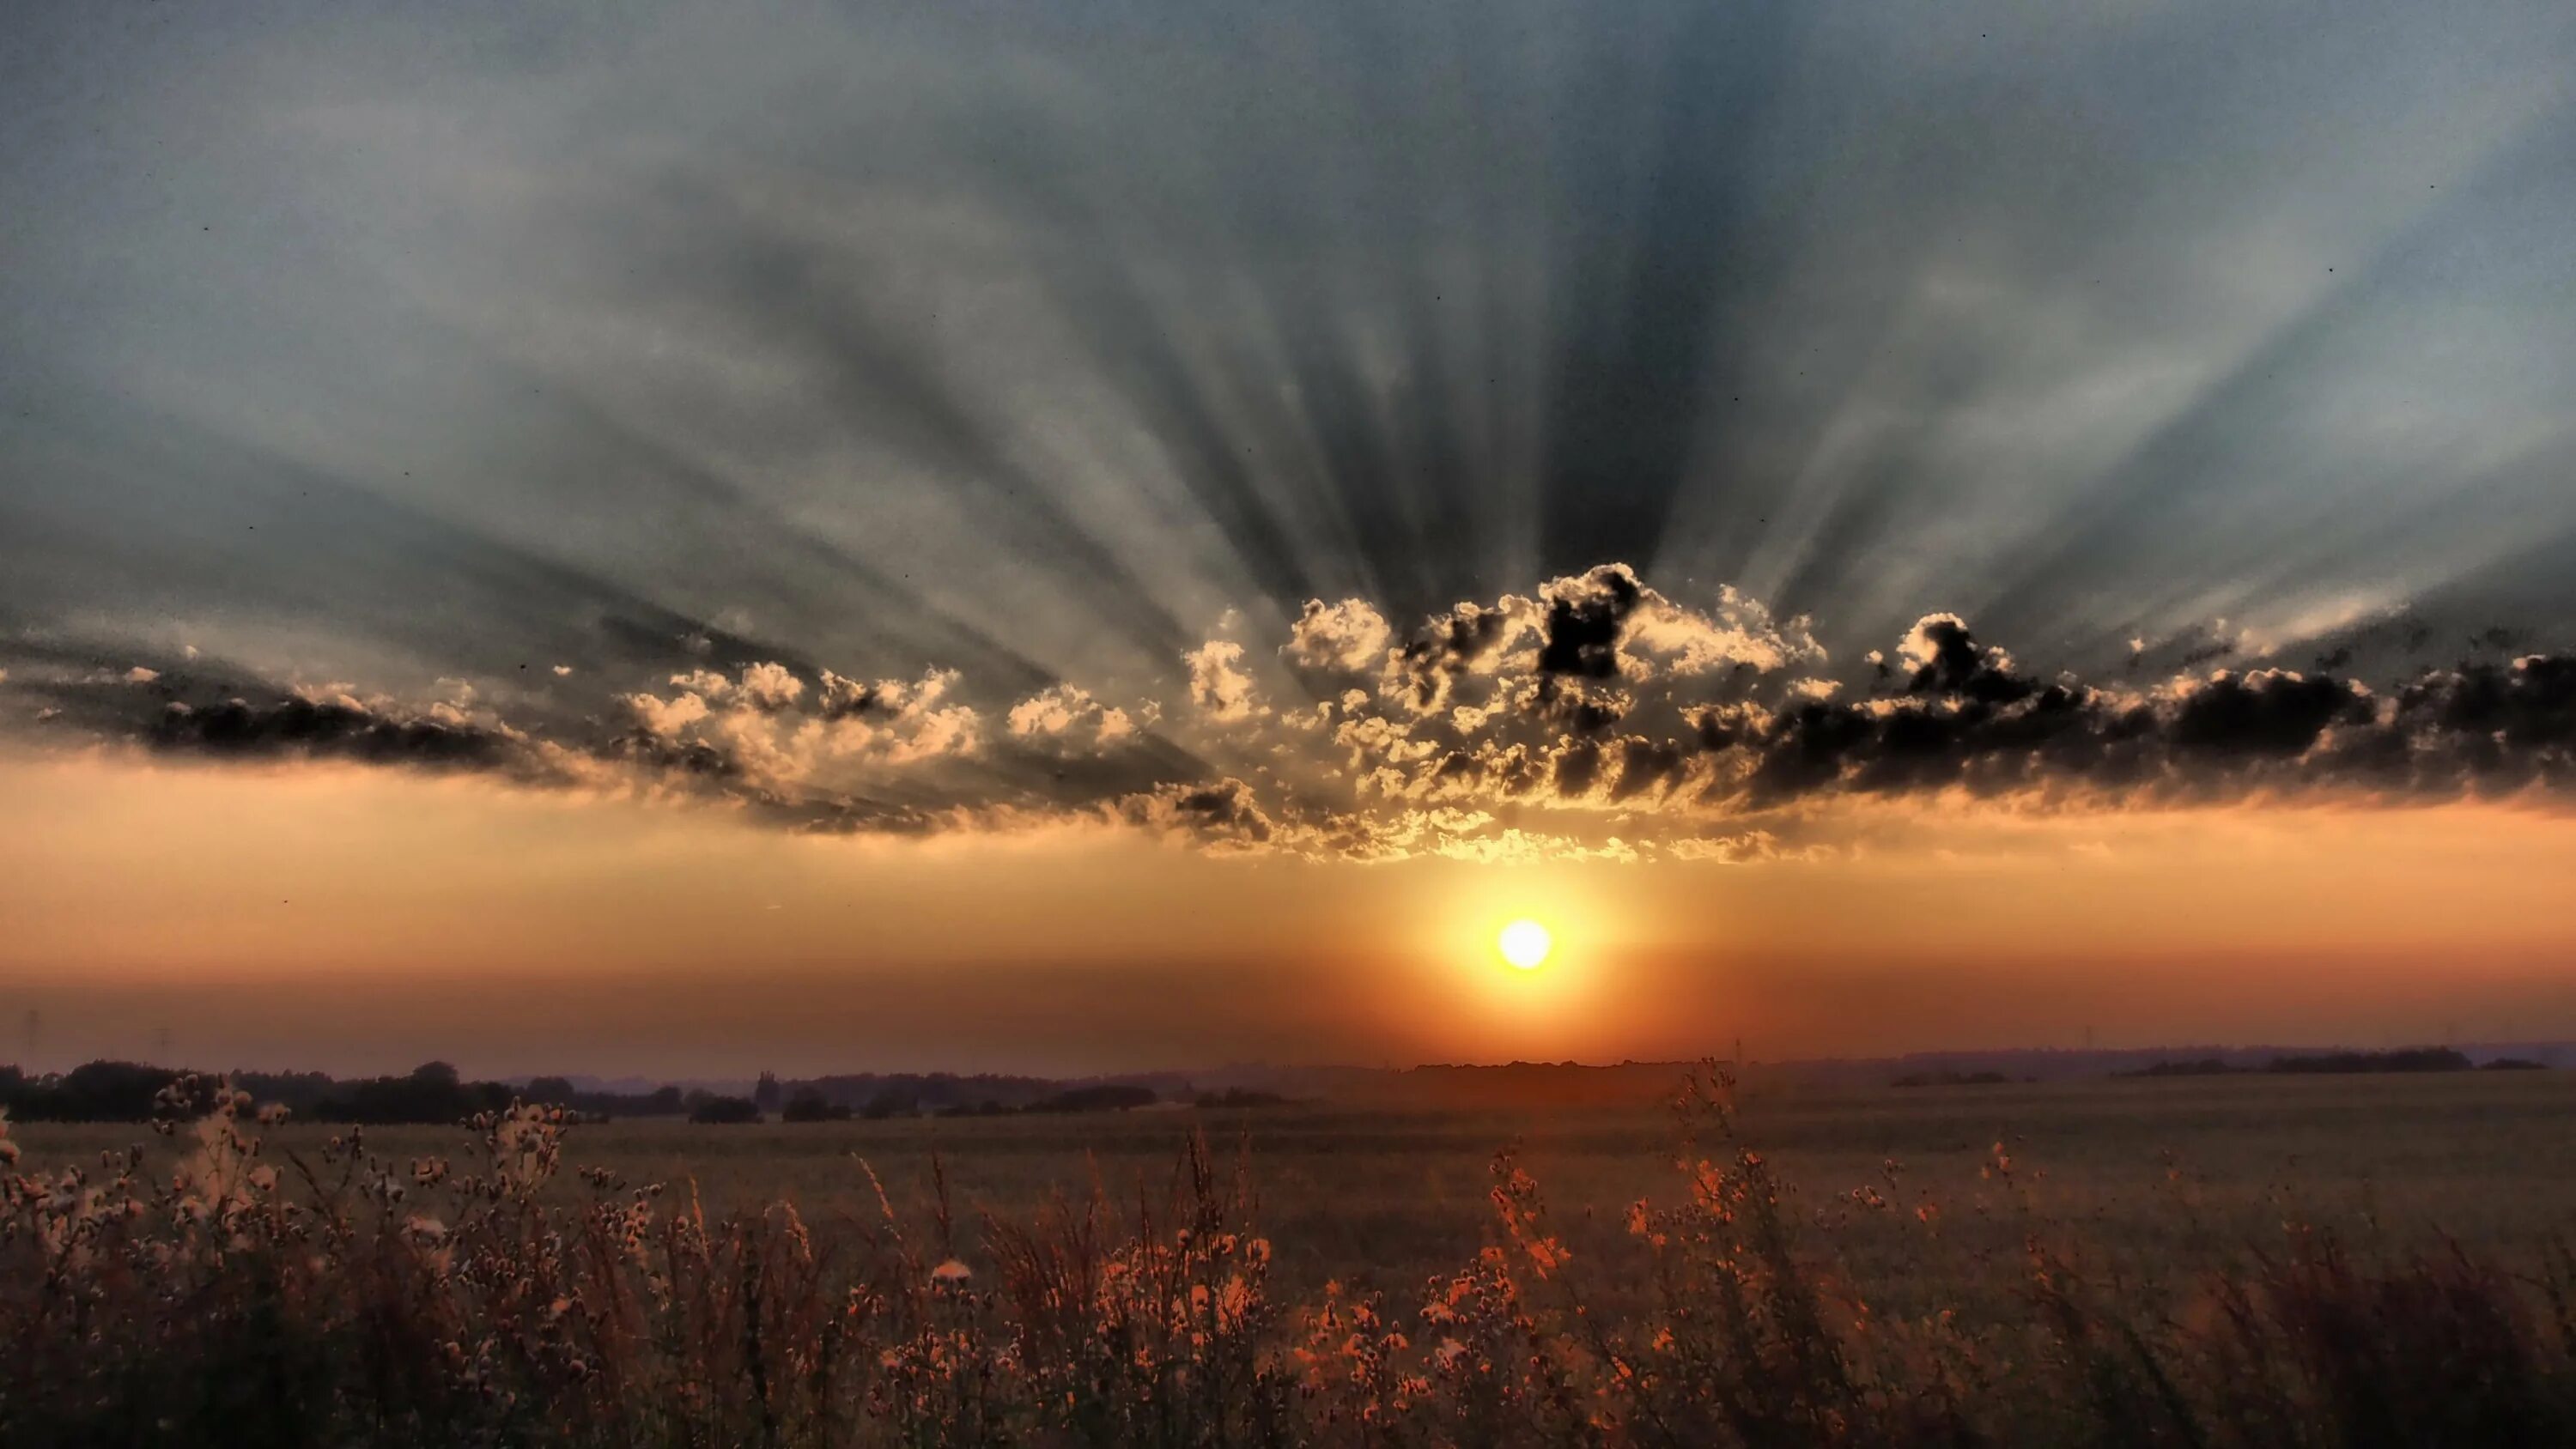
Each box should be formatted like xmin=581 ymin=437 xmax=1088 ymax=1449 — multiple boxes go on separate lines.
xmin=1497 ymin=919 xmax=1553 ymax=970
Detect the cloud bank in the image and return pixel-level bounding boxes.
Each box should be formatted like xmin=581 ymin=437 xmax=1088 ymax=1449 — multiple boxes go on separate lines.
xmin=9 ymin=563 xmax=2571 ymax=862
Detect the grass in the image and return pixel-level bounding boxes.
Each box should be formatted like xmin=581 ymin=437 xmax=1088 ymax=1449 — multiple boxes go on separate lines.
xmin=6 ymin=1068 xmax=2576 ymax=1445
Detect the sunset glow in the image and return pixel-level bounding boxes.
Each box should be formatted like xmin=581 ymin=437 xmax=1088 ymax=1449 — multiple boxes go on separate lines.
xmin=1 ymin=0 xmax=2573 ymax=1082
xmin=1498 ymin=920 xmax=1555 ymax=971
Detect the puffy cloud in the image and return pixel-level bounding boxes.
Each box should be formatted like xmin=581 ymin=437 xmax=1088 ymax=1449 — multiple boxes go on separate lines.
xmin=1184 ymin=640 xmax=1264 ymax=724
xmin=1284 ymin=598 xmax=1392 ymax=673
xmin=625 ymin=690 xmax=712 ymax=737
xmin=663 ymin=661 xmax=807 ymax=712
xmin=1386 ymin=564 xmax=1821 ymax=718
xmin=734 ymin=661 xmax=806 ymax=712
xmin=1006 ymin=684 xmax=1137 ymax=754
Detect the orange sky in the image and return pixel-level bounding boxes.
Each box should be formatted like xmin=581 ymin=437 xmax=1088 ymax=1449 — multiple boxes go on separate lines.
xmin=9 ymin=752 xmax=2574 ymax=1078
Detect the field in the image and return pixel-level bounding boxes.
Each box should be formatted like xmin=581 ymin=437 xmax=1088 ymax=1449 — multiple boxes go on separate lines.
xmin=9 ymin=1068 xmax=2576 ymax=1445
xmin=20 ymin=1069 xmax=2576 ymax=1300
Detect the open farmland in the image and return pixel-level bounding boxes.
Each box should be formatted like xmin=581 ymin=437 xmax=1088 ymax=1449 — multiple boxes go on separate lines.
xmin=17 ymin=1067 xmax=2576 ymax=1315
xmin=14 ymin=1066 xmax=2576 ymax=1443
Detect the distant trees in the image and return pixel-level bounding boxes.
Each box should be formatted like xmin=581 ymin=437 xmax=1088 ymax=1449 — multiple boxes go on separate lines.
xmin=1194 ymin=1088 xmax=1290 ymax=1108
xmin=781 ymin=1088 xmax=850 ymax=1123
xmin=316 ymin=1065 xmax=511 ymax=1125
xmin=1025 ymin=1084 xmax=1158 ymax=1113
xmin=0 ymin=1061 xmax=187 ymax=1122
xmin=860 ymin=1088 xmax=915 ymax=1120
xmin=2124 ymin=1048 xmax=2493 ymax=1078
xmin=0 ymin=1063 xmax=1200 ymax=1125
xmin=2269 ymin=1048 xmax=2473 ymax=1075
xmin=1891 ymin=1070 xmax=2018 ymax=1088
xmin=688 ymin=1095 xmax=762 ymax=1125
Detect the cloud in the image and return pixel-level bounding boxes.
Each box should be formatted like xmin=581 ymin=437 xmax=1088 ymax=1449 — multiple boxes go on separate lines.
xmin=7 ymin=563 xmax=2575 ymax=863
xmin=1662 ymin=831 xmax=1784 ymax=864
xmin=153 ymin=694 xmax=532 ymax=774
xmin=624 ymin=690 xmax=713 ymax=738
xmin=1899 ymin=615 xmax=2037 ymax=705
xmin=1284 ymin=598 xmax=1392 ymax=674
xmin=1183 ymin=640 xmax=1264 ymax=724
xmin=1005 ymin=683 xmax=1136 ymax=754
xmin=1111 ymin=777 xmax=1274 ymax=849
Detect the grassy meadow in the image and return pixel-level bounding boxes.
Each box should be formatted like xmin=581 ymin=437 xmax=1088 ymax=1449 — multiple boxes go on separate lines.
xmin=9 ymin=1067 xmax=2576 ymax=1444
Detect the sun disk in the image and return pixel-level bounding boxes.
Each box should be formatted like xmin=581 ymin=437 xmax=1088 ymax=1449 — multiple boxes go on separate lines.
xmin=1498 ymin=919 xmax=1553 ymax=969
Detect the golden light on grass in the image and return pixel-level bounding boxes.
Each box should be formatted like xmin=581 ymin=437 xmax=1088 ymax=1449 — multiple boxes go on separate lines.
xmin=1497 ymin=918 xmax=1553 ymax=970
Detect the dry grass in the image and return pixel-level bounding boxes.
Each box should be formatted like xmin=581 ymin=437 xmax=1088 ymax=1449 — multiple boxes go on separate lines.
xmin=6 ymin=1068 xmax=2575 ymax=1446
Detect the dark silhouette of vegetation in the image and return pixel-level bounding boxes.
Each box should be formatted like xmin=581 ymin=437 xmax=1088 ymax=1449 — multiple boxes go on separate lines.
xmin=1890 ymin=1069 xmax=2019 ymax=1087
xmin=781 ymin=1088 xmax=852 ymax=1122
xmin=2127 ymin=1047 xmax=2488 ymax=1078
xmin=313 ymin=1061 xmax=517 ymax=1124
xmin=1194 ymin=1087 xmax=1292 ymax=1108
xmin=2127 ymin=1057 xmax=2238 ymax=1076
xmin=1 ymin=1060 xmax=704 ymax=1125
xmin=686 ymin=1094 xmax=762 ymax=1125
xmin=1025 ymin=1083 xmax=1159 ymax=1113
xmin=860 ymin=1088 xmax=917 ymax=1120
xmin=2270 ymin=1047 xmax=2474 ymax=1074
xmin=0 ymin=1060 xmax=201 ymax=1121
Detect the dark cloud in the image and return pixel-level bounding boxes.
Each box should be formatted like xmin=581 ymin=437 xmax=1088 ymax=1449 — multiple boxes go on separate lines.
xmin=1900 ymin=615 xmax=2038 ymax=706
xmin=1535 ymin=566 xmax=1644 ymax=680
xmin=149 ymin=695 xmax=520 ymax=771
xmin=1550 ymin=737 xmax=1604 ymax=799
xmin=2167 ymin=671 xmax=2368 ymax=761
xmin=1607 ymin=736 xmax=1690 ymax=803
xmin=1394 ymin=600 xmax=1525 ymax=712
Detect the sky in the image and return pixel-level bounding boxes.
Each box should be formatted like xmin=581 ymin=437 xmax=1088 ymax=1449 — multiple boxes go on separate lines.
xmin=3 ymin=0 xmax=2573 ymax=1077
